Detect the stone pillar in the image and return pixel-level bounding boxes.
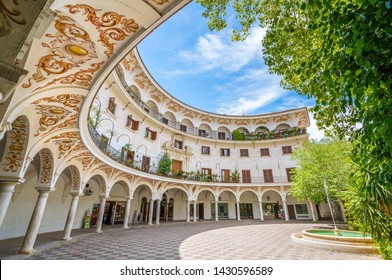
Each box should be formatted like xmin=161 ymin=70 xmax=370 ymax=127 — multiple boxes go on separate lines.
xmin=193 ymin=200 xmax=197 ymax=222
xmin=236 ymin=200 xmax=241 ymax=221
xmin=61 ymin=194 xmax=80 ymax=240
xmin=215 ymin=199 xmax=219 ymax=221
xmin=309 ymin=202 xmax=317 ymax=222
xmin=259 ymin=200 xmax=264 ymax=221
xmin=19 ymin=190 xmax=50 ymax=254
xmin=0 ymin=181 xmax=18 ymax=227
xmin=148 ymin=199 xmax=154 ymax=225
xmin=282 ymin=199 xmax=289 ymax=221
xmin=186 ymin=200 xmax=190 ymax=222
xmin=123 ymin=198 xmax=131 ymax=228
xmin=96 ymin=196 xmax=106 ymax=233
xmin=156 ymin=199 xmax=161 ymax=225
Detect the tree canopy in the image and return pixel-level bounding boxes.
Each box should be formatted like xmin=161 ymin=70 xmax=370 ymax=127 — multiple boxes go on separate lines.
xmin=290 ymin=138 xmax=352 ymax=204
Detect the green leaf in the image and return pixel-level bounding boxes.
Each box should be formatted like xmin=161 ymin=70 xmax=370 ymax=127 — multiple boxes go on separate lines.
xmin=355 ymin=69 xmax=363 ymax=76
xmin=345 ymin=48 xmax=353 ymax=54
xmin=344 ymin=70 xmax=351 ymax=76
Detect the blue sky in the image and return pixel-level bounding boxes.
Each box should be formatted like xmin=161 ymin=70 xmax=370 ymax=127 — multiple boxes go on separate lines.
xmin=138 ymin=1 xmax=324 ymax=140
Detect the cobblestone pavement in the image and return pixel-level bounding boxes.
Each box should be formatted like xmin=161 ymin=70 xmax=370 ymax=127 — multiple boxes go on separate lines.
xmin=26 ymin=220 xmax=380 ymax=260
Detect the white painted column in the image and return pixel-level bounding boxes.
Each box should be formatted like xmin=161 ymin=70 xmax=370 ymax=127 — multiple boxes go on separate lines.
xmin=156 ymin=199 xmax=161 ymax=225
xmin=123 ymin=198 xmax=131 ymax=228
xmin=215 ymin=199 xmax=219 ymax=221
xmin=62 ymin=194 xmax=80 ymax=240
xmin=309 ymin=202 xmax=317 ymax=222
xmin=193 ymin=200 xmax=197 ymax=222
xmin=0 ymin=181 xmax=17 ymax=227
xmin=19 ymin=190 xmax=50 ymax=254
xmin=236 ymin=200 xmax=241 ymax=221
xmin=282 ymin=199 xmax=289 ymax=221
xmin=186 ymin=200 xmax=190 ymax=222
xmin=148 ymin=199 xmax=154 ymax=225
xmin=259 ymin=200 xmax=264 ymax=221
xmin=96 ymin=196 xmax=106 ymax=233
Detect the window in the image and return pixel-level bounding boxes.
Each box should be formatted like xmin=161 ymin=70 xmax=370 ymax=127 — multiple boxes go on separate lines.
xmin=218 ymin=132 xmax=226 ymax=140
xmin=286 ymin=167 xmax=295 ymax=182
xmin=202 ymin=168 xmax=212 ymax=177
xmin=242 ymin=170 xmax=251 ymax=183
xmin=221 ymin=169 xmax=231 ymax=182
xmin=162 ymin=117 xmax=169 ymax=125
xmin=145 ymin=128 xmax=157 ymax=140
xmin=199 ymin=129 xmax=206 ymax=137
xmin=201 ymin=146 xmax=210 ymax=155
xmin=174 ymin=140 xmax=183 ymax=149
xmin=126 ymin=115 xmax=139 ymax=131
xmin=240 ymin=149 xmax=249 ymax=157
xmin=220 ymin=148 xmax=230 ymax=156
xmin=263 ymin=169 xmax=274 ymax=183
xmin=107 ymin=97 xmax=116 ymax=115
xmin=295 ymin=204 xmax=308 ymax=215
xmin=180 ymin=124 xmax=187 ymax=132
xmin=282 ymin=145 xmax=292 ymax=154
xmin=260 ymin=148 xmax=270 ymax=156
xmin=142 ymin=156 xmax=150 ymax=172
xmin=144 ymin=107 xmax=150 ymax=113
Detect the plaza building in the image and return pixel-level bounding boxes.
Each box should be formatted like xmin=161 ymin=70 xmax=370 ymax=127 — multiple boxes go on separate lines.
xmin=0 ymin=0 xmax=336 ymax=254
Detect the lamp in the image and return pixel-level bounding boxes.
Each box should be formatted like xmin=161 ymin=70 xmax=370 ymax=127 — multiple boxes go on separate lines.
xmin=84 ymin=184 xmax=93 ymax=196
xmin=267 ymin=196 xmax=270 ymax=201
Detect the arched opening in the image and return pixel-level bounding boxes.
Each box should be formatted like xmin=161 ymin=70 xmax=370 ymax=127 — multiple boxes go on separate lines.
xmin=106 ymin=181 xmax=129 ymax=225
xmin=215 ymin=190 xmax=236 ymax=219
xmin=237 ymin=127 xmax=249 ymax=134
xmin=275 ymin=123 xmax=291 ymax=132
xmin=160 ymin=187 xmax=187 ymax=222
xmin=162 ymin=111 xmax=176 ymax=127
xmin=197 ymin=190 xmax=216 ymax=220
xmin=129 ymin=184 xmax=152 ymax=224
xmin=82 ymin=174 xmax=105 ymax=228
xmin=217 ymin=126 xmax=231 ymax=140
xmin=255 ymin=126 xmax=270 ymax=134
xmin=198 ymin=123 xmax=212 ymax=137
xmin=239 ymin=191 xmax=259 ymax=219
xmin=262 ymin=190 xmax=283 ymax=220
xmin=179 ymin=118 xmax=194 ymax=134
xmin=145 ymin=100 xmax=159 ymax=115
xmin=129 ymin=85 xmax=142 ymax=100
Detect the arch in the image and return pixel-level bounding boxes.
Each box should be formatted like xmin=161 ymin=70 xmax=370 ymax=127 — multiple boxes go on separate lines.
xmin=163 ymin=184 xmax=189 ymax=197
xmin=129 ymin=84 xmax=142 ymax=100
xmin=239 ymin=188 xmax=259 ymax=199
xmin=262 ymin=189 xmax=284 ymax=220
xmin=0 ymin=115 xmax=30 ymax=177
xmin=109 ymin=179 xmax=130 ymax=198
xmin=198 ymin=123 xmax=212 ymax=137
xmin=255 ymin=126 xmax=270 ymax=134
xmin=163 ymin=111 xmax=177 ymax=126
xmin=179 ymin=118 xmax=194 ymax=133
xmin=217 ymin=126 xmax=230 ymax=140
xmin=236 ymin=127 xmax=249 ymax=134
xmin=84 ymin=173 xmax=107 ymax=195
xmin=195 ymin=187 xmax=216 ymax=200
xmin=275 ymin=123 xmax=291 ymax=131
xmin=217 ymin=188 xmax=237 ymax=199
xmin=133 ymin=183 xmax=153 ymax=197
xmin=145 ymin=100 xmax=159 ymax=114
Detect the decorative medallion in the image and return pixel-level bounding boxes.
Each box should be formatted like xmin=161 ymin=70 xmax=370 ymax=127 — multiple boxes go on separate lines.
xmin=33 ymin=105 xmax=72 ymax=136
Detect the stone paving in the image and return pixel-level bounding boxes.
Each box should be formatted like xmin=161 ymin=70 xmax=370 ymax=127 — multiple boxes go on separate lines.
xmin=18 ymin=220 xmax=380 ymax=260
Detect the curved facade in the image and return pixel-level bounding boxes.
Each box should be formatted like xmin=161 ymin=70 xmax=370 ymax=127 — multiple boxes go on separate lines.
xmin=0 ymin=0 xmax=320 ymax=254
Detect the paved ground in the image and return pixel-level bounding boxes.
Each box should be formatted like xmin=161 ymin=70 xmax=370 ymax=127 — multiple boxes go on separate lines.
xmin=0 ymin=220 xmax=381 ymax=260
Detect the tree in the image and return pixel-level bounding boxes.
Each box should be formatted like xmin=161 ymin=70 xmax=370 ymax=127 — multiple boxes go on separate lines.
xmin=156 ymin=153 xmax=172 ymax=176
xmin=290 ymin=138 xmax=352 ymax=204
xmin=197 ymin=0 xmax=392 ymax=259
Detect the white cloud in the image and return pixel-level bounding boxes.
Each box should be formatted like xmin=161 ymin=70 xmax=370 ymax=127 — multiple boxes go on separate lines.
xmin=307 ymin=111 xmax=325 ymax=141
xmin=174 ymin=27 xmax=266 ymax=74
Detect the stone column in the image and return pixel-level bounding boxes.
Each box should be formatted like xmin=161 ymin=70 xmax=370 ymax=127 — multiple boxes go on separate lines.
xmin=148 ymin=199 xmax=154 ymax=225
xmin=236 ymin=200 xmax=241 ymax=221
xmin=186 ymin=200 xmax=190 ymax=222
xmin=282 ymin=199 xmax=289 ymax=221
xmin=0 ymin=181 xmax=18 ymax=227
xmin=156 ymin=199 xmax=161 ymax=225
xmin=193 ymin=200 xmax=197 ymax=222
xmin=215 ymin=199 xmax=219 ymax=221
xmin=123 ymin=198 xmax=131 ymax=228
xmin=61 ymin=194 xmax=80 ymax=240
xmin=96 ymin=196 xmax=106 ymax=233
xmin=258 ymin=200 xmax=264 ymax=221
xmin=309 ymin=202 xmax=317 ymax=222
xmin=19 ymin=190 xmax=50 ymax=254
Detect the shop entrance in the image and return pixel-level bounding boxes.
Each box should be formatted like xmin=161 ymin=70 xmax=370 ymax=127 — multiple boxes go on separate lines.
xmin=238 ymin=203 xmax=253 ymax=219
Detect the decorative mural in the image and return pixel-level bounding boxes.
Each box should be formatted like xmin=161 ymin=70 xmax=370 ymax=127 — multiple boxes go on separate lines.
xmin=38 ymin=149 xmax=53 ymax=185
xmin=295 ymin=111 xmax=309 ymax=127
xmin=65 ymin=4 xmax=139 ymax=58
xmin=45 ymin=131 xmax=82 ymax=159
xmin=2 ymin=116 xmax=28 ymax=173
xmin=69 ymin=165 xmax=81 ymax=191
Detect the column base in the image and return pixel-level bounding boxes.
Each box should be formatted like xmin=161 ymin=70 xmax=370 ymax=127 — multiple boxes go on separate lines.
xmin=95 ymin=230 xmax=103 ymax=234
xmin=61 ymin=237 xmax=72 ymax=241
xmin=18 ymin=248 xmax=35 ymax=254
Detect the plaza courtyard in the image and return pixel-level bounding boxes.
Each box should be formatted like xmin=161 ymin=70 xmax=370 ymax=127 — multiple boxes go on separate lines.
xmin=0 ymin=220 xmax=381 ymax=260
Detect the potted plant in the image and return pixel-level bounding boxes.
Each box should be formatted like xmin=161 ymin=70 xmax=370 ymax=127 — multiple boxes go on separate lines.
xmin=231 ymin=170 xmax=240 ymax=183
xmin=156 ymin=153 xmax=172 ymax=176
